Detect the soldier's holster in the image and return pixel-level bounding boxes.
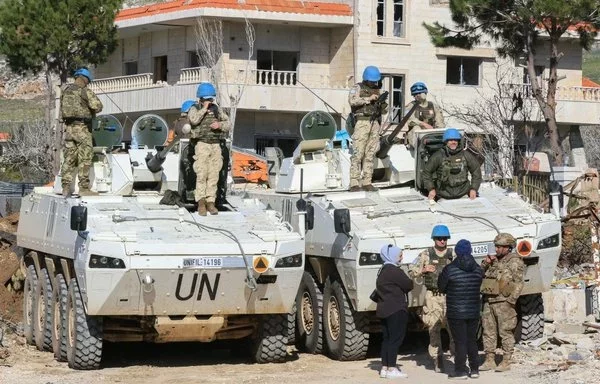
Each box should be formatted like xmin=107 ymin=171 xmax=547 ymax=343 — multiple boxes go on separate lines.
xmin=480 ymin=278 xmax=500 ymax=295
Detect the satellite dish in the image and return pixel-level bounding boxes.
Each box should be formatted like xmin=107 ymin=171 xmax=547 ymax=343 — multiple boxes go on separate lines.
xmin=300 ymin=110 xmax=337 ymax=141
xmin=131 ymin=114 xmax=169 ymax=148
xmin=92 ymin=115 xmax=123 ymax=147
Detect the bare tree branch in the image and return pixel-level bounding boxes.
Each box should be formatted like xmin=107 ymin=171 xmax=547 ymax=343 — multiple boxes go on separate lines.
xmin=0 ymin=120 xmax=53 ymax=182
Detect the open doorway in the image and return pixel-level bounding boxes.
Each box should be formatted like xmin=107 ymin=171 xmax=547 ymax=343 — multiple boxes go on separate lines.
xmin=153 ymin=55 xmax=168 ymax=83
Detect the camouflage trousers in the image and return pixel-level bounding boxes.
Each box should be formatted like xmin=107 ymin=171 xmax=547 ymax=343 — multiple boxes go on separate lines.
xmin=349 ymin=119 xmax=380 ymax=188
xmin=482 ymin=300 xmax=517 ymax=354
xmin=421 ymin=291 xmax=455 ymax=359
xmin=193 ymin=141 xmax=222 ymax=203
xmin=61 ymin=123 xmax=93 ymax=190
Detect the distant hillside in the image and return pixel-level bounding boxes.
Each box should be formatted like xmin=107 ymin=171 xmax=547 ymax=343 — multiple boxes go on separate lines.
xmin=583 ymin=46 xmax=600 ymax=85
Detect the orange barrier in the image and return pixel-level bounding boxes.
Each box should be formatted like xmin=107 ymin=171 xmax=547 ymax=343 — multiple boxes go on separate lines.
xmin=231 ymin=148 xmax=268 ymax=184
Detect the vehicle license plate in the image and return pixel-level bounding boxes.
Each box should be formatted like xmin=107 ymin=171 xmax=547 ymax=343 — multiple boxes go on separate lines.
xmin=182 ymin=257 xmax=223 ymax=268
xmin=471 ymin=244 xmax=489 ymax=256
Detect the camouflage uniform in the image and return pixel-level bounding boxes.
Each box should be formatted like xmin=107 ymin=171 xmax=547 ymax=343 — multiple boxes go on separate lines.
xmin=60 ymin=77 xmax=103 ymax=193
xmin=188 ymin=103 xmax=230 ymax=205
xmin=409 ymin=247 xmax=455 ymax=367
xmin=480 ymin=250 xmax=525 ymax=370
xmin=407 ymin=99 xmax=444 ymax=147
xmin=422 ymin=146 xmax=482 ymax=199
xmin=348 ymin=83 xmax=387 ymax=189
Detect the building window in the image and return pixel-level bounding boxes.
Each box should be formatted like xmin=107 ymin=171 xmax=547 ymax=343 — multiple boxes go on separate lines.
xmin=188 ymin=51 xmax=200 ymax=68
xmin=256 ymin=50 xmax=298 ymax=85
xmin=124 ymin=61 xmax=138 ymax=76
xmin=381 ymin=75 xmax=404 ymax=123
xmin=376 ymin=0 xmax=405 ymax=38
xmin=446 ymin=57 xmax=480 ymax=86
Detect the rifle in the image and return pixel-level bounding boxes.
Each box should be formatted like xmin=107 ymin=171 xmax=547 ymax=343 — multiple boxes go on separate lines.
xmin=376 ymin=102 xmax=418 ymax=159
xmin=370 ymin=91 xmax=389 ymax=124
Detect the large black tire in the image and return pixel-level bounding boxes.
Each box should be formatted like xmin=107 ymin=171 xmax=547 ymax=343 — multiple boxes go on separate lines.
xmin=322 ymin=277 xmax=369 ymax=361
xmin=517 ymin=293 xmax=544 ymax=342
xmin=34 ymin=268 xmax=53 ymax=351
xmin=251 ymin=314 xmax=288 ymax=363
xmin=66 ymin=278 xmax=103 ymax=370
xmin=23 ymin=265 xmax=38 ymax=345
xmin=295 ymin=271 xmax=323 ymax=353
xmin=51 ymin=273 xmax=68 ymax=361
xmin=287 ymin=302 xmax=296 ymax=346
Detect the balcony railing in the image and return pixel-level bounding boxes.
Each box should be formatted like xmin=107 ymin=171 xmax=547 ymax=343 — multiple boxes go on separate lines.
xmin=89 ymin=73 xmax=166 ymax=94
xmin=178 ymin=67 xmax=211 ymax=84
xmin=255 ymin=70 xmax=297 ymax=86
xmin=502 ymin=83 xmax=600 ymax=102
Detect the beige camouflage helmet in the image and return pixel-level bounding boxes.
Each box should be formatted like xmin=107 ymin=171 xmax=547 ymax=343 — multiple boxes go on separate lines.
xmin=494 ymin=233 xmax=516 ymax=247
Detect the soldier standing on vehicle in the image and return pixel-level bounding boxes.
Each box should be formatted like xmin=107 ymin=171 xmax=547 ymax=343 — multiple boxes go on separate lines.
xmin=348 ymin=66 xmax=388 ymax=192
xmin=407 ymin=82 xmax=444 ymax=147
xmin=59 ymin=68 xmax=103 ymax=197
xmin=173 ymin=100 xmax=195 ymax=139
xmin=409 ymin=224 xmax=455 ymax=373
xmin=422 ymin=128 xmax=482 ymax=200
xmin=480 ymin=233 xmax=525 ymax=372
xmin=188 ymin=83 xmax=230 ymax=216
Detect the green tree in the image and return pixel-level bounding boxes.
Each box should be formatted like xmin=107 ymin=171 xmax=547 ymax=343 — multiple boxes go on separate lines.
xmin=425 ymin=0 xmax=600 ymax=166
xmin=0 ymin=0 xmax=121 ymax=174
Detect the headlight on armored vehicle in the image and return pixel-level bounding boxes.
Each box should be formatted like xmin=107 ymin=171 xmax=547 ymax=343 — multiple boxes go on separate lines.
xmin=89 ymin=254 xmax=126 ymax=269
xmin=537 ymin=234 xmax=560 ymax=250
xmin=275 ymin=254 xmax=302 ymax=268
xmin=359 ymin=252 xmax=383 ymax=266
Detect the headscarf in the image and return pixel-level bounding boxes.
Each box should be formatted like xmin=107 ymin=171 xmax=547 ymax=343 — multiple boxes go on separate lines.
xmin=380 ymin=244 xmax=402 ymax=266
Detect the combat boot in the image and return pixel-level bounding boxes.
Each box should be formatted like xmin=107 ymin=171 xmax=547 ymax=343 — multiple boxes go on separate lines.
xmin=207 ymin=202 xmax=218 ymax=215
xmin=434 ymin=354 xmax=445 ymax=373
xmin=348 ymin=185 xmax=361 ymax=192
xmin=197 ymin=199 xmax=207 ymax=216
xmin=362 ymin=184 xmax=378 ymax=192
xmin=61 ymin=185 xmax=71 ymax=198
xmin=479 ymin=353 xmax=496 ymax=371
xmin=78 ymin=189 xmax=98 ymax=197
xmin=495 ymin=354 xmax=512 ymax=372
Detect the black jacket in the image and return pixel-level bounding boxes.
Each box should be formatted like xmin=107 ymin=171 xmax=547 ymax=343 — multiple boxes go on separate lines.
xmin=376 ymin=264 xmax=414 ymax=319
xmin=437 ymin=254 xmax=484 ymax=320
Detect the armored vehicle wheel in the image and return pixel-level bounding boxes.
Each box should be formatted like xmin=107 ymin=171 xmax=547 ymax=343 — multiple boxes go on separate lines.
xmin=34 ymin=268 xmax=53 ymax=351
xmin=287 ymin=302 xmax=296 ymax=345
xmin=51 ymin=273 xmax=68 ymax=361
xmin=296 ymin=271 xmax=323 ymax=353
xmin=516 ymin=293 xmax=544 ymax=341
xmin=251 ymin=314 xmax=288 ymax=363
xmin=23 ymin=264 xmax=38 ymax=345
xmin=323 ymin=278 xmax=369 ymax=360
xmin=66 ymin=278 xmax=103 ymax=370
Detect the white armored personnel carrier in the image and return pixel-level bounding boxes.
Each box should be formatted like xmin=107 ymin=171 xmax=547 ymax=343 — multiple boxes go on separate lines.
xmin=18 ymin=115 xmax=305 ymax=369
xmin=247 ymin=111 xmax=562 ymax=361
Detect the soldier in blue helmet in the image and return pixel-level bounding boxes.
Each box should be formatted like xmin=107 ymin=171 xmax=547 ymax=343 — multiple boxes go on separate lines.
xmin=409 ymin=224 xmax=455 ymax=372
xmin=171 ymin=100 xmax=196 ymax=139
xmin=348 ymin=65 xmax=388 ymax=192
xmin=187 ymin=83 xmax=230 ymax=216
xmin=422 ymin=128 xmax=482 ymax=200
xmin=407 ymin=82 xmax=445 ymax=147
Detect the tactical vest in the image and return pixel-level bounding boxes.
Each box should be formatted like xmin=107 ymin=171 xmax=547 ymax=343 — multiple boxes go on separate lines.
xmin=351 ymin=83 xmax=380 ymax=117
xmin=483 ymin=252 xmax=522 ymax=300
xmin=61 ymin=84 xmax=92 ymax=120
xmin=415 ymin=101 xmax=436 ymax=126
xmin=437 ymin=150 xmax=469 ymax=188
xmin=190 ymin=105 xmax=222 ymax=144
xmin=423 ymin=247 xmax=453 ymax=291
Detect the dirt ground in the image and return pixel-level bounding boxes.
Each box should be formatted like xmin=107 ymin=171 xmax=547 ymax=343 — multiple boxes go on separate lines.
xmin=1 ymin=331 xmax=597 ymax=384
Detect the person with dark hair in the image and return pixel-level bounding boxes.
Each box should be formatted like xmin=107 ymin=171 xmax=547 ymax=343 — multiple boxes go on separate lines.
xmin=438 ymin=239 xmax=484 ymax=379
xmin=376 ymin=244 xmax=414 ymax=379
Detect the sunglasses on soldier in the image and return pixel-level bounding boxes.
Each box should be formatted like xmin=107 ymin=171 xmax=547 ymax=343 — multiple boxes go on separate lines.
xmin=433 ymin=237 xmax=449 ymax=242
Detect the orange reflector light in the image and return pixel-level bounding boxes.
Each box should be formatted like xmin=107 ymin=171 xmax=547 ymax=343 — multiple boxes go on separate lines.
xmin=517 ymin=240 xmax=532 ymax=257
xmin=253 ymin=256 xmax=269 ymax=274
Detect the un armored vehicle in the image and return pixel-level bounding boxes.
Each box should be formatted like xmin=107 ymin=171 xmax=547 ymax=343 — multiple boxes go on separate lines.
xmin=18 ymin=116 xmax=305 ymax=369
xmin=247 ymin=111 xmax=562 ymax=361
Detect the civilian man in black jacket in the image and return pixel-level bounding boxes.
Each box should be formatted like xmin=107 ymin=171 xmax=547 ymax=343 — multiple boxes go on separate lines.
xmin=438 ymin=239 xmax=484 ymax=380
xmin=376 ymin=244 xmax=414 ymax=379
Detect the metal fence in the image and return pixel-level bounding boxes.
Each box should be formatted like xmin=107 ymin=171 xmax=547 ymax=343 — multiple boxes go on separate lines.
xmin=496 ymin=174 xmax=550 ymax=206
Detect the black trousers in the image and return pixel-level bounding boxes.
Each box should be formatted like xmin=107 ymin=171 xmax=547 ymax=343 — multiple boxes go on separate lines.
xmin=381 ymin=310 xmax=408 ymax=367
xmin=447 ymin=317 xmax=479 ymax=374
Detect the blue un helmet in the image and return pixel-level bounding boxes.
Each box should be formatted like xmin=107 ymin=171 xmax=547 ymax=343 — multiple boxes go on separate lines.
xmin=410 ymin=82 xmax=428 ymax=96
xmin=362 ymin=66 xmax=381 ymax=82
xmin=196 ymin=82 xmax=216 ymax=99
xmin=442 ymin=128 xmax=462 ymax=142
xmin=431 ymin=224 xmax=451 ymax=239
xmin=74 ymin=68 xmax=93 ymax=82
xmin=181 ymin=100 xmax=196 ymax=113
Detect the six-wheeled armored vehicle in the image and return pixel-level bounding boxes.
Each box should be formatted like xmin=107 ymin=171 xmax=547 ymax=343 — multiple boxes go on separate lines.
xmin=247 ymin=112 xmax=562 ymax=361
xmin=17 ymin=117 xmax=305 ymax=369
